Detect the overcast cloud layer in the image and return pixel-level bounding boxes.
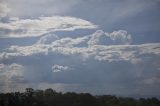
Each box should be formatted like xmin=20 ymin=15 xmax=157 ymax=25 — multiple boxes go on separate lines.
xmin=0 ymin=0 xmax=160 ymax=97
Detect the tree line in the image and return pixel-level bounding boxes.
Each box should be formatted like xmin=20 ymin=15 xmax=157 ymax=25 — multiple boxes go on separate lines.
xmin=0 ymin=88 xmax=160 ymax=106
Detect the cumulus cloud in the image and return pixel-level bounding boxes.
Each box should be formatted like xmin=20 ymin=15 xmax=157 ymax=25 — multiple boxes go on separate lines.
xmin=0 ymin=29 xmax=160 ymax=95
xmin=52 ymin=64 xmax=69 ymax=72
xmin=88 ymin=30 xmax=132 ymax=47
xmin=1 ymin=32 xmax=160 ymax=63
xmin=0 ymin=30 xmax=159 ymax=63
xmin=105 ymin=30 xmax=132 ymax=44
xmin=88 ymin=30 xmax=106 ymax=46
xmin=0 ymin=16 xmax=97 ymax=38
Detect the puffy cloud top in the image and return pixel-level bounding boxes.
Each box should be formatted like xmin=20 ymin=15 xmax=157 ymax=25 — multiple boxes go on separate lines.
xmin=105 ymin=30 xmax=132 ymax=45
xmin=88 ymin=30 xmax=132 ymax=47
xmin=52 ymin=64 xmax=69 ymax=72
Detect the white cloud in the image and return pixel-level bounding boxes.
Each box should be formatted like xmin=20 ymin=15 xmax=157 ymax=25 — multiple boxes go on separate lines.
xmin=0 ymin=63 xmax=25 ymax=91
xmin=4 ymin=0 xmax=81 ymax=18
xmin=0 ymin=28 xmax=160 ymax=63
xmin=51 ymin=36 xmax=89 ymax=47
xmin=6 ymin=44 xmax=50 ymax=56
xmin=0 ymin=16 xmax=97 ymax=38
xmin=88 ymin=30 xmax=132 ymax=47
xmin=88 ymin=30 xmax=106 ymax=47
xmin=0 ymin=30 xmax=159 ymax=63
xmin=36 ymin=33 xmax=59 ymax=44
xmin=52 ymin=64 xmax=69 ymax=72
xmin=105 ymin=30 xmax=132 ymax=45
xmin=0 ymin=63 xmax=27 ymax=92
xmin=0 ymin=63 xmax=24 ymax=80
xmin=0 ymin=0 xmax=160 ymax=95
xmin=0 ymin=29 xmax=160 ymax=95
xmin=0 ymin=3 xmax=10 ymax=18
xmin=1 ymin=41 xmax=160 ymax=64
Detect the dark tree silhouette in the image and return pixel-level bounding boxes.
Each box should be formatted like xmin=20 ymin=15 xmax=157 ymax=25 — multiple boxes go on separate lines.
xmin=0 ymin=88 xmax=160 ymax=106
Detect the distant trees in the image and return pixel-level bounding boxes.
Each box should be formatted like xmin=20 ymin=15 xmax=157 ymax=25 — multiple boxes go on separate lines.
xmin=0 ymin=88 xmax=160 ymax=106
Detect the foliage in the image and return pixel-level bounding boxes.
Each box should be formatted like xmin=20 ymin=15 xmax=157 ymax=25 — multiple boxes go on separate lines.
xmin=0 ymin=88 xmax=160 ymax=106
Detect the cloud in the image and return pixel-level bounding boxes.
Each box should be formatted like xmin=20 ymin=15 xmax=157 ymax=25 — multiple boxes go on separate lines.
xmin=105 ymin=30 xmax=132 ymax=44
xmin=0 ymin=0 xmax=160 ymax=95
xmin=4 ymin=0 xmax=81 ymax=18
xmin=88 ymin=30 xmax=106 ymax=46
xmin=0 ymin=63 xmax=25 ymax=92
xmin=5 ymin=44 xmax=49 ymax=57
xmin=0 ymin=63 xmax=24 ymax=81
xmin=36 ymin=33 xmax=59 ymax=44
xmin=0 ymin=2 xmax=10 ymax=18
xmin=52 ymin=64 xmax=69 ymax=72
xmin=51 ymin=36 xmax=89 ymax=47
xmin=88 ymin=30 xmax=132 ymax=47
xmin=0 ymin=16 xmax=97 ymax=38
xmin=1 ymin=30 xmax=160 ymax=63
xmin=94 ymin=43 xmax=160 ymax=62
xmin=0 ymin=29 xmax=160 ymax=95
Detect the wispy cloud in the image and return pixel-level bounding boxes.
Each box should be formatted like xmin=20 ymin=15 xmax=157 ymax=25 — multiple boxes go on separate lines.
xmin=0 ymin=16 xmax=97 ymax=38
xmin=0 ymin=2 xmax=10 ymax=18
xmin=4 ymin=0 xmax=80 ymax=18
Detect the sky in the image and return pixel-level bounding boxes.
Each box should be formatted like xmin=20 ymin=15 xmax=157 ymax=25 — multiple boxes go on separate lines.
xmin=0 ymin=0 xmax=160 ymax=97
